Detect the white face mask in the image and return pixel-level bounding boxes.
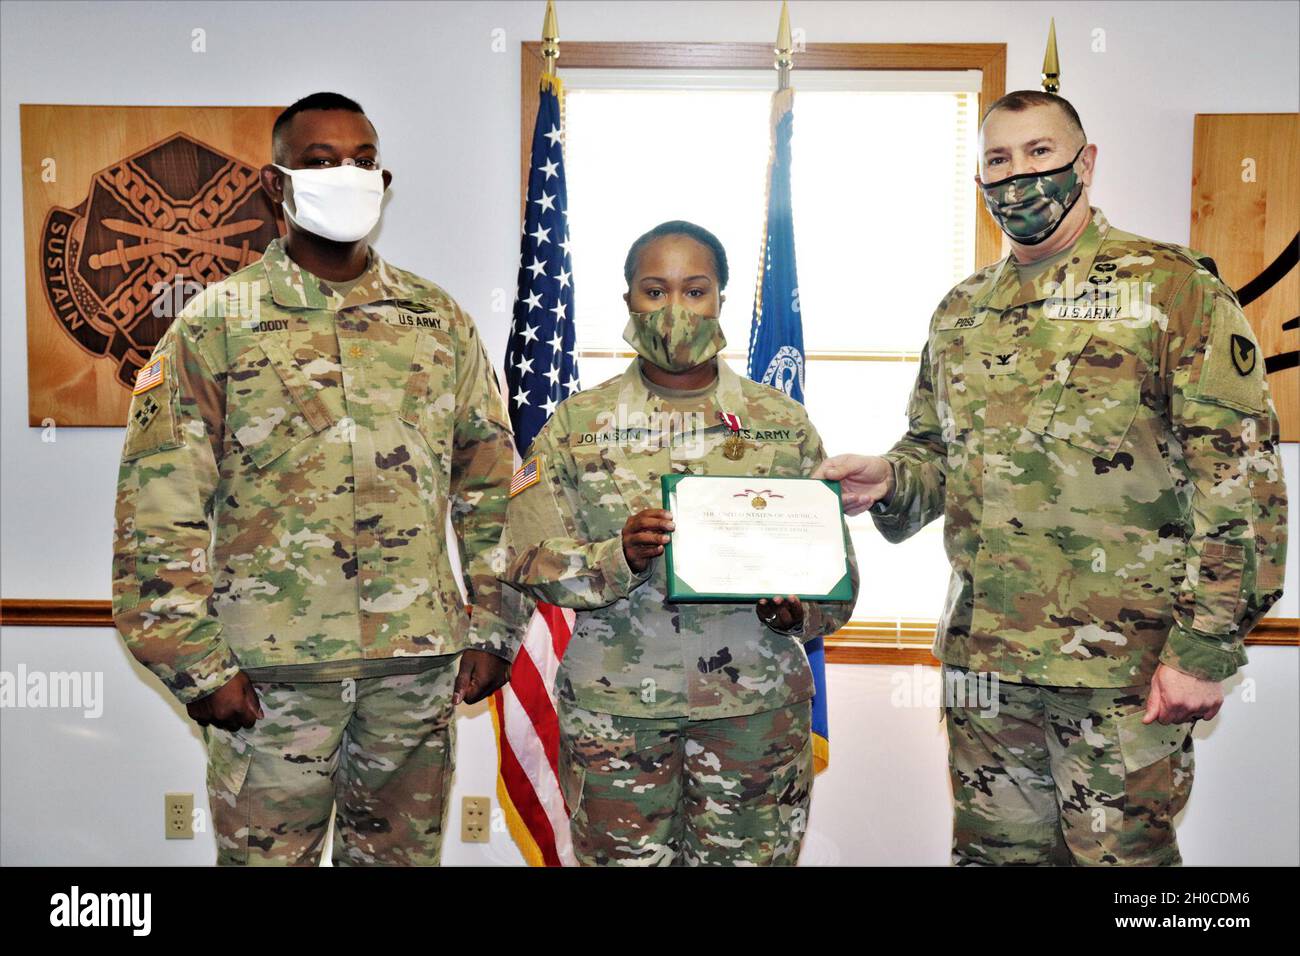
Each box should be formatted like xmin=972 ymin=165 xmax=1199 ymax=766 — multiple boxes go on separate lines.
xmin=273 ymin=164 xmax=385 ymax=243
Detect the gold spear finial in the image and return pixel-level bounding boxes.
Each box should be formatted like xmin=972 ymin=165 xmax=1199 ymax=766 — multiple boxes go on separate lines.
xmin=775 ymin=0 xmax=793 ymax=90
xmin=542 ymin=0 xmax=559 ymax=77
xmin=1041 ymin=17 xmax=1060 ymax=93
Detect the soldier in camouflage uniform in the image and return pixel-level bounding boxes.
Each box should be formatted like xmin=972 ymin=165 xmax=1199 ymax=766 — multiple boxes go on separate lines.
xmin=504 ymin=221 xmax=859 ymax=865
xmin=112 ymin=93 xmax=520 ymax=865
xmin=818 ymin=91 xmax=1287 ymax=865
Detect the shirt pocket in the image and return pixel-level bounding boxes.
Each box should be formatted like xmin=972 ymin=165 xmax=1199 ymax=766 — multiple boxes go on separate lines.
xmin=227 ymin=337 xmax=334 ymax=469
xmin=930 ymin=312 xmax=986 ymax=438
xmin=1027 ymin=329 xmax=1144 ymax=461
xmin=569 ymin=444 xmax=641 ymax=539
xmin=397 ymin=329 xmax=456 ymax=478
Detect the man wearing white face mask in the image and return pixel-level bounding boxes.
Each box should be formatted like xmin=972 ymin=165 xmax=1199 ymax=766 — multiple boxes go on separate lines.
xmin=112 ymin=92 xmax=522 ymax=865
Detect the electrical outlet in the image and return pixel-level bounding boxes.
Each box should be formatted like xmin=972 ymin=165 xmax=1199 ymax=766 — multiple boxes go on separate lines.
xmin=165 ymin=792 xmax=193 ymax=840
xmin=461 ymin=796 xmax=490 ymax=843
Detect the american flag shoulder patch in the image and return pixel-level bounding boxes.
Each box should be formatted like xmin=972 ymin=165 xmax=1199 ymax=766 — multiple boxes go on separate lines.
xmin=132 ymin=355 xmax=166 ymax=395
xmin=509 ymin=455 xmax=542 ymax=497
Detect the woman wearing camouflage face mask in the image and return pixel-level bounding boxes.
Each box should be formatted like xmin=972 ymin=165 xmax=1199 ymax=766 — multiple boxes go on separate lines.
xmin=503 ymin=220 xmax=858 ymax=866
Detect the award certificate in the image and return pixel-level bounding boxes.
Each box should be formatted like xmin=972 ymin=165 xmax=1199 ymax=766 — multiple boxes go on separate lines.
xmin=660 ymin=474 xmax=853 ymax=603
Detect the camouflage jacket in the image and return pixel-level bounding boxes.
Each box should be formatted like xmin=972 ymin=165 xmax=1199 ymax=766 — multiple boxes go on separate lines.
xmin=874 ymin=208 xmax=1287 ymax=687
xmin=112 ymin=239 xmax=519 ymax=704
xmin=503 ymin=360 xmax=859 ymax=720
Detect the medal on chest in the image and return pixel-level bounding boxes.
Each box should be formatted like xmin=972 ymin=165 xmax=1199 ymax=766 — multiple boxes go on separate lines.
xmin=717 ymin=410 xmax=746 ymax=461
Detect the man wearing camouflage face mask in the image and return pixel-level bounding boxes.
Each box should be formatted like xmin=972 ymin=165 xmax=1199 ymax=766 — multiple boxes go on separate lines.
xmin=817 ymin=91 xmax=1287 ymax=865
xmin=503 ymin=220 xmax=858 ymax=866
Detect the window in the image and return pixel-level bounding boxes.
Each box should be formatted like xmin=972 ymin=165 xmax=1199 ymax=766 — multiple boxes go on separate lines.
xmin=522 ymin=42 xmax=1006 ymax=635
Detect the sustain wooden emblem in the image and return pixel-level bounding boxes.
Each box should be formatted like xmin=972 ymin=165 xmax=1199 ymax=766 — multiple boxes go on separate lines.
xmin=21 ymin=105 xmax=283 ymax=425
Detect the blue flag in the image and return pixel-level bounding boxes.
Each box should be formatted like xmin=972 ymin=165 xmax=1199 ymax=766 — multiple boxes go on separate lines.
xmin=748 ymin=91 xmax=806 ymax=404
xmin=747 ymin=88 xmax=829 ymax=772
xmin=506 ymin=74 xmax=579 ymax=455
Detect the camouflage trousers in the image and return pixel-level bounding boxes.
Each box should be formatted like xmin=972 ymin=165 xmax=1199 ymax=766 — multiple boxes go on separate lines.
xmin=558 ymin=700 xmax=813 ymax=866
xmin=203 ymin=660 xmax=456 ymax=866
xmin=943 ymin=665 xmax=1194 ymax=866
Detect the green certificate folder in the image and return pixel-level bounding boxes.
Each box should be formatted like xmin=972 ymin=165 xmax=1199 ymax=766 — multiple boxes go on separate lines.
xmin=660 ymin=474 xmax=854 ymax=604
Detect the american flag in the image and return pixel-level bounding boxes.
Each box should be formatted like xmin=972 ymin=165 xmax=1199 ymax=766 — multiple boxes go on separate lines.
xmin=509 ymin=456 xmax=541 ymax=497
xmin=132 ymin=355 xmax=165 ymax=395
xmin=503 ymin=82 xmax=579 ymax=440
xmin=491 ymin=72 xmax=580 ymax=868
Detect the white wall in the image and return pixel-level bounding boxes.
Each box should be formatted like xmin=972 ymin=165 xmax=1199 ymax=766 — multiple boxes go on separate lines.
xmin=3 ymin=631 xmax=1295 ymax=865
xmin=2 ymin=0 xmax=1296 ymax=866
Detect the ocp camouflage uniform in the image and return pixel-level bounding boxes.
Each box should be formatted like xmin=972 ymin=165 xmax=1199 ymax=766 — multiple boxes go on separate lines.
xmin=112 ymin=238 xmax=519 ymax=865
xmin=873 ymin=208 xmax=1288 ymax=865
xmin=505 ymin=360 xmax=859 ymax=865
xmin=205 ymin=663 xmax=459 ymax=866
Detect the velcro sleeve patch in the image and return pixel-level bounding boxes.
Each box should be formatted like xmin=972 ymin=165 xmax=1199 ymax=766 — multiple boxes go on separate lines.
xmin=123 ymin=351 xmax=181 ymax=460
xmin=1189 ymin=296 xmax=1266 ymax=415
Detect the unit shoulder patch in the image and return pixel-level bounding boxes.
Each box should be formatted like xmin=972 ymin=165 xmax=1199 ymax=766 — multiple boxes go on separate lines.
xmin=1190 ymin=297 xmax=1266 ymax=415
xmin=1229 ymin=333 xmax=1257 ymax=376
xmin=122 ymin=372 xmax=181 ymax=461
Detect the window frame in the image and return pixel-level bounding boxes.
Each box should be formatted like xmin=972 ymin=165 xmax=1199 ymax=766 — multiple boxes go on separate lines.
xmin=520 ymin=41 xmax=1006 ymax=269
xmin=518 ymin=41 xmax=1007 ymax=661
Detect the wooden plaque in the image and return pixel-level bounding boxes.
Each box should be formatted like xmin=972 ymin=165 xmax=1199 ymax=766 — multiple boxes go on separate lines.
xmin=20 ymin=105 xmax=284 ymax=426
xmin=1190 ymin=113 xmax=1299 ymax=440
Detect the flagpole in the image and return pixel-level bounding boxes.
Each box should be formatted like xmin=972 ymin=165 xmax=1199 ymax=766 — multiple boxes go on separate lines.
xmin=775 ymin=0 xmax=792 ymax=91
xmin=495 ymin=0 xmax=580 ymax=868
xmin=542 ymin=0 xmax=559 ymax=77
xmin=749 ymin=2 xmax=829 ymax=774
xmin=1041 ymin=17 xmax=1060 ymax=93
xmin=750 ymin=2 xmax=795 ymax=359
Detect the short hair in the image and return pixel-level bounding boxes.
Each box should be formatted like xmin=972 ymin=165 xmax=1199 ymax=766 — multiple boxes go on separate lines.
xmin=272 ymin=92 xmax=367 ymax=159
xmin=623 ymin=220 xmax=730 ymax=290
xmin=982 ymin=90 xmax=1086 ymax=143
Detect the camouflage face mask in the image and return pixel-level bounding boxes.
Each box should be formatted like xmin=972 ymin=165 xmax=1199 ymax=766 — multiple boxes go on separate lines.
xmin=623 ymin=302 xmax=727 ymax=373
xmin=979 ymin=145 xmax=1086 ymax=245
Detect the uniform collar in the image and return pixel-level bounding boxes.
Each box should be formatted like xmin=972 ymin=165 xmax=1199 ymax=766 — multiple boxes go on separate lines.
xmin=615 ymin=357 xmax=747 ymax=415
xmin=260 ymin=238 xmax=414 ymax=311
xmin=979 ymin=207 xmax=1112 ymax=310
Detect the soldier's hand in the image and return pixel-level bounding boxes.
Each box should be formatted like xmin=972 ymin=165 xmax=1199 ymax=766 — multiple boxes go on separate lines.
xmin=187 ymin=671 xmax=263 ymax=733
xmin=1143 ymin=663 xmax=1224 ymax=725
xmin=813 ymin=454 xmax=894 ymax=516
xmin=622 ymin=509 xmax=675 ymax=573
xmin=757 ymin=595 xmax=804 ymax=633
xmin=454 ymin=649 xmax=512 ymax=706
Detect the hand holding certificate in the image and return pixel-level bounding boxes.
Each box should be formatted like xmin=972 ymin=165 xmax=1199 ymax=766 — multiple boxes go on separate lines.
xmin=660 ymin=475 xmax=853 ymax=603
